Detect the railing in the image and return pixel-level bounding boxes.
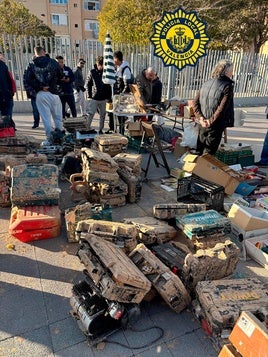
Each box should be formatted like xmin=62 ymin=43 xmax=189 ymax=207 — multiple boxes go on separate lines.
xmin=1 ymin=35 xmax=267 ymax=106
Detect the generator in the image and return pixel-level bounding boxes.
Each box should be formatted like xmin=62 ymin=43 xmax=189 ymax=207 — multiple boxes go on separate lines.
xmin=70 ymin=277 xmax=140 ymax=343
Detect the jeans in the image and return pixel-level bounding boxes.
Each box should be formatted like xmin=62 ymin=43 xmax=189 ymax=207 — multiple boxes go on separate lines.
xmin=31 ymin=97 xmax=40 ymax=126
xmin=73 ymin=89 xmax=87 ymax=116
xmin=260 ymin=130 xmax=268 ymax=164
xmin=60 ymin=94 xmax=77 ymax=118
xmin=36 ymin=91 xmax=62 ymax=140
xmin=88 ymin=99 xmax=107 ymax=131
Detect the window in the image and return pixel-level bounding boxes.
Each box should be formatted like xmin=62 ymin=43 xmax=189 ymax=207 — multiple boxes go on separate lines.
xmin=84 ymin=20 xmax=99 ymax=37
xmin=51 ymin=14 xmax=68 ymax=26
xmin=50 ymin=0 xmax=68 ymax=4
xmin=75 ymin=24 xmax=78 ymax=28
xmin=74 ymin=3 xmax=78 ymax=7
xmin=84 ymin=1 xmax=100 ymax=11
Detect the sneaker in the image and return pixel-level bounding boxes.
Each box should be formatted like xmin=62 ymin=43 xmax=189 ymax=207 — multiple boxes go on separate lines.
xmin=255 ymin=161 xmax=268 ymax=167
xmin=32 ymin=125 xmax=39 ymax=129
xmin=41 ymin=140 xmax=51 ymax=146
xmin=105 ymin=130 xmax=113 ymax=134
xmin=99 ymin=130 xmax=103 ymax=135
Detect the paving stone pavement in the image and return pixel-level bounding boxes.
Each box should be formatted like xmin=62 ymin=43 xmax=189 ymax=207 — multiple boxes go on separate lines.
xmin=0 ymin=106 xmax=268 ymax=357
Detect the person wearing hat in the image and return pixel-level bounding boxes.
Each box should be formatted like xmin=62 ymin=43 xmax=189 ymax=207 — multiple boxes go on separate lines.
xmin=73 ymin=58 xmax=87 ymax=116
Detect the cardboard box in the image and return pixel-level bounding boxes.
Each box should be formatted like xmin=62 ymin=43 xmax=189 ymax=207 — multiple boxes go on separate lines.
xmin=229 ymin=311 xmax=268 ymax=357
xmin=228 ymin=203 xmax=268 ymax=231
xmin=231 ymin=223 xmax=268 ymax=241
xmin=244 ymin=236 xmax=268 ymax=269
xmin=127 ymin=121 xmax=143 ymax=136
xmin=218 ymin=344 xmax=242 ymax=357
xmin=183 ymin=153 xmax=241 ymax=195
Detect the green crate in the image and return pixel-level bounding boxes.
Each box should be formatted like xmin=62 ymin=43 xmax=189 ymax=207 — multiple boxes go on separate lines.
xmin=237 ymin=155 xmax=255 ymax=167
xmin=215 ymin=150 xmax=238 ymax=165
xmin=125 ymin=135 xmax=146 ymax=153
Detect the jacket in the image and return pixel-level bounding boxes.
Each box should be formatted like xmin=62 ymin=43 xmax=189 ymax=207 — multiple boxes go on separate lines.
xmin=114 ymin=61 xmax=132 ymax=94
xmin=58 ymin=65 xmax=75 ymax=96
xmin=85 ymin=66 xmax=111 ymax=101
xmin=73 ymin=66 xmax=85 ymax=92
xmin=24 ymin=56 xmax=63 ymax=95
xmin=193 ymin=76 xmax=234 ymax=129
xmin=0 ymin=60 xmax=13 ymax=103
xmin=136 ymin=69 xmax=162 ymax=105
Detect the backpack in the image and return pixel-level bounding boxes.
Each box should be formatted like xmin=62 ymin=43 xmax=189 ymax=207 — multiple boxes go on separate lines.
xmin=122 ymin=65 xmax=135 ymax=84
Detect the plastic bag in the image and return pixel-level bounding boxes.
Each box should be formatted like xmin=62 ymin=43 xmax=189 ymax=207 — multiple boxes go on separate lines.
xmin=180 ymin=121 xmax=198 ymax=148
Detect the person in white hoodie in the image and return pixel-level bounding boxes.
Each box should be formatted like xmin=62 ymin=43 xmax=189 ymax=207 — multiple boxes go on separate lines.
xmin=112 ymin=50 xmax=133 ymax=134
xmin=113 ymin=50 xmax=133 ymax=94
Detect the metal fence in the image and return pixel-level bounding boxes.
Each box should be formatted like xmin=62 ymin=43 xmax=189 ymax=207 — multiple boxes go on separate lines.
xmin=1 ymin=35 xmax=267 ymax=106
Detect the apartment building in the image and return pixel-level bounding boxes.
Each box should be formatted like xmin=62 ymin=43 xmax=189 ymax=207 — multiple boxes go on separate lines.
xmin=19 ymin=0 xmax=105 ymax=41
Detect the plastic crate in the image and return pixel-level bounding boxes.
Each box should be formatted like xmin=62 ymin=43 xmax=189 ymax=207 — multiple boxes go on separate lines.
xmin=215 ymin=150 xmax=238 ymax=165
xmin=189 ymin=175 xmax=225 ymax=211
xmin=237 ymin=155 xmax=255 ymax=167
xmin=177 ymin=177 xmax=191 ymax=199
xmin=126 ymin=135 xmax=146 ymax=153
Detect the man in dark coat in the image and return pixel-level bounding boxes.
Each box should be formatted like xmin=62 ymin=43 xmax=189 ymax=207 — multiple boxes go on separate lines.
xmin=193 ymin=59 xmax=234 ymax=155
xmin=136 ymin=66 xmax=162 ymax=107
xmin=85 ymin=56 xmax=111 ymax=134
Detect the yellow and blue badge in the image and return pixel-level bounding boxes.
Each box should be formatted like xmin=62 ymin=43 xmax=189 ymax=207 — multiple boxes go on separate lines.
xmin=150 ymin=7 xmax=210 ymax=71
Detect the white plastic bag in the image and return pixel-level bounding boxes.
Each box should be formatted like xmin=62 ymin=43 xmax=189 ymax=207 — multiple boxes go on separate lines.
xmin=180 ymin=121 xmax=199 ymax=148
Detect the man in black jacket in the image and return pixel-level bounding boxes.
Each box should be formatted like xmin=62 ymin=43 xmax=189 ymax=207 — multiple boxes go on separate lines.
xmin=73 ymin=58 xmax=87 ymax=116
xmin=24 ymin=46 xmax=63 ymax=145
xmin=136 ymin=66 xmax=162 ymax=107
xmin=0 ymin=58 xmax=13 ymax=118
xmin=85 ymin=56 xmax=111 ymax=134
xmin=193 ymin=59 xmax=234 ymax=155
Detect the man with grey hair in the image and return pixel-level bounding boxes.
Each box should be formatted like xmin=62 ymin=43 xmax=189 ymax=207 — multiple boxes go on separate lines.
xmin=193 ymin=58 xmax=234 ymax=155
xmin=136 ymin=66 xmax=162 ymax=107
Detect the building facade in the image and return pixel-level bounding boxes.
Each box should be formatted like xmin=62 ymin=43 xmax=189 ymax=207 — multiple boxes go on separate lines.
xmin=19 ymin=0 xmax=105 ymax=41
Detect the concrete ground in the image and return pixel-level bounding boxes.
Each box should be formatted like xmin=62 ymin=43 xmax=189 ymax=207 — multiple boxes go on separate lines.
xmin=0 ymin=106 xmax=268 ymax=357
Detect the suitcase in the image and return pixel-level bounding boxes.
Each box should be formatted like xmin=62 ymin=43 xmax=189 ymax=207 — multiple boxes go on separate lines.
xmin=63 ymin=116 xmax=89 ymax=132
xmin=77 ymin=234 xmax=151 ymax=303
xmin=151 ymin=242 xmax=187 ymax=276
xmin=117 ymin=167 xmax=142 ymax=203
xmin=0 ymin=135 xmax=30 ymax=155
xmin=9 ymin=205 xmax=61 ymax=242
xmin=113 ymin=153 xmax=142 ymax=175
xmin=0 ymin=170 xmax=11 ymax=207
xmin=10 ymin=164 xmax=60 ymax=206
xmin=65 ymin=202 xmax=112 ymax=243
xmin=92 ymin=133 xmax=128 ymax=156
xmin=81 ymin=148 xmax=119 ymax=172
xmin=129 ymin=243 xmax=191 ymax=313
xmin=193 ymin=278 xmax=268 ymax=339
xmin=182 ymin=240 xmax=240 ymax=292
xmin=75 ymin=219 xmax=137 ymax=254
xmin=25 ymin=153 xmax=48 ymax=164
xmin=153 ymin=203 xmax=206 ymax=220
xmin=86 ymin=180 xmax=128 ymax=207
xmin=176 ymin=210 xmax=231 ymax=239
xmin=123 ymin=216 xmax=178 ymax=244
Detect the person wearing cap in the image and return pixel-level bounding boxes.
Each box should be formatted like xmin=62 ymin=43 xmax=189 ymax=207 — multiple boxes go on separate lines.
xmin=73 ymin=58 xmax=87 ymax=116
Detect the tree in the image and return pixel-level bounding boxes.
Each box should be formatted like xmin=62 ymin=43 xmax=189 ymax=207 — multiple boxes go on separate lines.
xmin=0 ymin=0 xmax=54 ymax=37
xmin=98 ymin=0 xmax=268 ymax=53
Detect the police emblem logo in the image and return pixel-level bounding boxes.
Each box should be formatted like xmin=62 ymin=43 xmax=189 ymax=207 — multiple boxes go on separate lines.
xmin=150 ymin=7 xmax=210 ymax=70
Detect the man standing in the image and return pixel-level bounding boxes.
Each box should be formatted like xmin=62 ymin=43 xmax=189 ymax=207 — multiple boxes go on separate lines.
xmin=24 ymin=46 xmax=63 ymax=145
xmin=113 ymin=50 xmax=133 ymax=134
xmin=0 ymin=52 xmax=15 ymax=124
xmin=56 ymin=55 xmax=77 ymax=119
xmin=73 ymin=58 xmax=87 ymax=116
xmin=85 ymin=56 xmax=111 ymax=134
xmin=193 ymin=59 xmax=234 ymax=155
xmin=136 ymin=66 xmax=162 ymax=107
